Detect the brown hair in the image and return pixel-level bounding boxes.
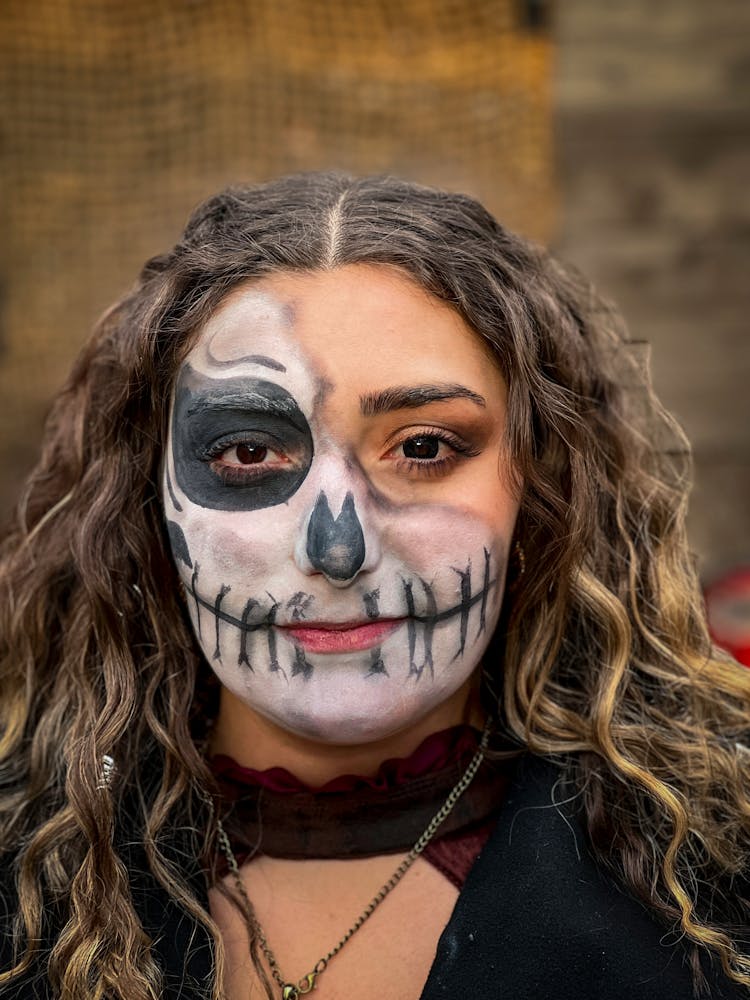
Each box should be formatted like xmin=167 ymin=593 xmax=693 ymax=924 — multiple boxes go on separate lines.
xmin=1 ymin=172 xmax=748 ymax=998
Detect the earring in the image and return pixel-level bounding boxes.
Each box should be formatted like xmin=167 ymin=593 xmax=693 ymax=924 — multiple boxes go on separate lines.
xmin=513 ymin=540 xmax=526 ymax=578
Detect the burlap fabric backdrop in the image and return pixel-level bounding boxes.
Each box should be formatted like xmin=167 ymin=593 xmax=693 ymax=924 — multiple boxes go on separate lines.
xmin=0 ymin=0 xmax=554 ymax=515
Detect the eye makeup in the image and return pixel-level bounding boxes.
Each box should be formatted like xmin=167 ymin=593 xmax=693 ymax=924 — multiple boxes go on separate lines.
xmin=387 ymin=426 xmax=481 ymax=479
xmin=171 ymin=366 xmax=314 ymax=511
xmin=203 ymin=434 xmax=291 ymax=486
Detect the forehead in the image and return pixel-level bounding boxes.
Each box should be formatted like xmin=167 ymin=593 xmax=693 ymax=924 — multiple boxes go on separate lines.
xmin=182 ymin=264 xmax=503 ymax=405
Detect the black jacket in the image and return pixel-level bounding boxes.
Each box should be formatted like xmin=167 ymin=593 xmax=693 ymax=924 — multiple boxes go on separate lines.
xmin=1 ymin=756 xmax=746 ymax=998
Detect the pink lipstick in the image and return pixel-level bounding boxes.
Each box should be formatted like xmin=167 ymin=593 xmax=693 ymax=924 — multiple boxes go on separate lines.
xmin=282 ymin=618 xmax=403 ymax=654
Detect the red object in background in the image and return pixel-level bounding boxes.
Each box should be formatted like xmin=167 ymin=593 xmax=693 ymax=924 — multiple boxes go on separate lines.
xmin=704 ymin=567 xmax=750 ymax=667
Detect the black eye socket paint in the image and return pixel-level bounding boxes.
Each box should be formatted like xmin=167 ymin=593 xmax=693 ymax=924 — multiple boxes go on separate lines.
xmin=171 ymin=366 xmax=313 ymax=512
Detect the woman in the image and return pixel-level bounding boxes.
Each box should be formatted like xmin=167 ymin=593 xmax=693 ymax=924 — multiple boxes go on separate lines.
xmin=0 ymin=172 xmax=748 ymax=1000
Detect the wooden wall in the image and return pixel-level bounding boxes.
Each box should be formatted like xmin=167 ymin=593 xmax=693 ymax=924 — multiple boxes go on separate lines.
xmin=555 ymin=0 xmax=750 ymax=574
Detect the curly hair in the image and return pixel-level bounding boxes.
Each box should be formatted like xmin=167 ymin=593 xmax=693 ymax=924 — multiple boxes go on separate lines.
xmin=1 ymin=172 xmax=748 ymax=999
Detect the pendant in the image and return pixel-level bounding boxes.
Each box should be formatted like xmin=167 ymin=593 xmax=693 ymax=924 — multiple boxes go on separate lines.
xmin=282 ymin=972 xmax=317 ymax=998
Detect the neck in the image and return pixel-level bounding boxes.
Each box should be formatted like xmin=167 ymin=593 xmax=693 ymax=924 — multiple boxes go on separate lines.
xmin=209 ymin=682 xmax=483 ymax=787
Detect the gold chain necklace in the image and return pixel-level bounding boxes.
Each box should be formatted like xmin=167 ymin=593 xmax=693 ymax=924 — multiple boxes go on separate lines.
xmin=215 ymin=723 xmax=491 ymax=1000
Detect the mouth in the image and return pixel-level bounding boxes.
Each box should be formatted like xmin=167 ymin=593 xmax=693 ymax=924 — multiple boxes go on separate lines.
xmin=182 ymin=545 xmax=495 ymax=674
xmin=279 ymin=618 xmax=405 ymax=654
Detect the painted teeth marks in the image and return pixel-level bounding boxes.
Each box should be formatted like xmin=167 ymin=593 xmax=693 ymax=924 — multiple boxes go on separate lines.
xmin=292 ymin=646 xmax=314 ymax=680
xmin=410 ymin=573 xmax=495 ymax=628
xmin=400 ymin=554 xmax=497 ymax=668
xmin=367 ymin=647 xmax=388 ymax=677
xmin=452 ymin=562 xmax=472 ymax=659
xmin=287 ymin=591 xmax=314 ymax=621
xmin=190 ymin=563 xmax=202 ymax=638
xmin=207 ymin=586 xmax=288 ymax=676
xmin=479 ymin=547 xmax=491 ymax=636
xmin=192 ymin=586 xmax=272 ymax=634
xmin=213 ymin=585 xmax=231 ymax=660
xmin=363 ymin=588 xmax=380 ymax=619
xmin=402 ymin=579 xmax=417 ymax=677
xmin=419 ymin=578 xmax=437 ymax=679
xmin=266 ymin=599 xmax=282 ymax=677
xmin=239 ymin=598 xmax=259 ymax=667
xmin=401 ymin=577 xmax=438 ymax=679
xmin=183 ymin=550 xmax=496 ymax=682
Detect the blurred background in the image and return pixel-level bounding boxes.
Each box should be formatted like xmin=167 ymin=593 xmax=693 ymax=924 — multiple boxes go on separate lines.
xmin=1 ymin=1 xmax=748 ymax=654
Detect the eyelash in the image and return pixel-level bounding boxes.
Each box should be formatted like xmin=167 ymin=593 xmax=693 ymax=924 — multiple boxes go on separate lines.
xmin=201 ymin=434 xmax=285 ymax=483
xmin=389 ymin=427 xmax=480 ymax=478
xmin=200 ymin=427 xmax=479 ymax=485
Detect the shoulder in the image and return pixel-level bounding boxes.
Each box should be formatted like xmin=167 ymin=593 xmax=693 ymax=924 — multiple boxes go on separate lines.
xmin=422 ymin=754 xmax=747 ymax=1000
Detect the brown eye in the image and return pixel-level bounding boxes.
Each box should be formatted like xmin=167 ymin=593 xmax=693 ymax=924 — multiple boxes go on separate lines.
xmin=402 ymin=436 xmax=440 ymax=459
xmin=235 ymin=443 xmax=268 ymax=464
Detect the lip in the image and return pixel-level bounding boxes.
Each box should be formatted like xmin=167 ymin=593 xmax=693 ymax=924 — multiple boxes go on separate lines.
xmin=280 ymin=618 xmax=404 ymax=654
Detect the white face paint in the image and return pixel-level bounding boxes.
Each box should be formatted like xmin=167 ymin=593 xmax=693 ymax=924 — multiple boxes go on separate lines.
xmin=162 ymin=265 xmax=520 ymax=745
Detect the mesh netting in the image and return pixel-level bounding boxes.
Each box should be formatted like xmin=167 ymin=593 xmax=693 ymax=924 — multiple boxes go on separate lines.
xmin=0 ymin=0 xmax=555 ymax=512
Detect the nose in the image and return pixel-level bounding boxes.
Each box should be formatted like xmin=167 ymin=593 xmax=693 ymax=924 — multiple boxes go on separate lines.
xmin=295 ymin=473 xmax=380 ymax=586
xmin=306 ymin=491 xmax=365 ymax=581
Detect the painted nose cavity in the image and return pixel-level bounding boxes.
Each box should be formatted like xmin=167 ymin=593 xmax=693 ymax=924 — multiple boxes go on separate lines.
xmin=306 ymin=491 xmax=366 ymax=583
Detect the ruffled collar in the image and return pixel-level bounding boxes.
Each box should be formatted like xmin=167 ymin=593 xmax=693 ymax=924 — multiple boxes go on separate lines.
xmin=211 ymin=724 xmax=483 ymax=795
xmin=210 ymin=725 xmax=517 ymax=861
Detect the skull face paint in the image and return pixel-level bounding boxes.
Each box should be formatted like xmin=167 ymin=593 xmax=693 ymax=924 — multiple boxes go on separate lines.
xmin=162 ymin=265 xmax=520 ymax=745
xmin=171 ymin=367 xmax=314 ymax=512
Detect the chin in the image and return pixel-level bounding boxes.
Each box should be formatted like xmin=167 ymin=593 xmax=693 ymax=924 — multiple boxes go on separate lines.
xmin=258 ymin=677 xmax=464 ymax=747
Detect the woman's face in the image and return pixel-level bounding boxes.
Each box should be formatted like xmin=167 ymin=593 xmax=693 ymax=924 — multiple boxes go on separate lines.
xmin=162 ymin=264 xmax=520 ymax=744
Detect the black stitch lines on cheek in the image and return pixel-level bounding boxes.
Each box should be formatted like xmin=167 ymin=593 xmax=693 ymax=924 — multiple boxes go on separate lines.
xmin=400 ymin=577 xmax=437 ymax=679
xmin=403 ymin=579 xmax=417 ymax=675
xmin=177 ymin=549 xmax=498 ymax=684
xmin=190 ymin=564 xmax=202 ymax=638
xmin=400 ymin=548 xmax=497 ymax=677
xmin=184 ymin=580 xmax=290 ymax=675
xmin=419 ymin=578 xmax=437 ymax=678
xmin=453 ymin=563 xmax=472 ymax=659
xmin=367 ymin=647 xmax=387 ymax=677
xmin=479 ymin=547 xmax=491 ymax=635
xmin=287 ymin=591 xmax=314 ymax=621
xmin=171 ymin=366 xmax=313 ymax=512
xmin=292 ymin=646 xmax=314 ymax=680
xmin=265 ymin=599 xmax=282 ymax=674
xmin=239 ymin=598 xmax=259 ymax=667
xmin=213 ymin=585 xmax=231 ymax=660
xmin=363 ymin=589 xmax=380 ymax=619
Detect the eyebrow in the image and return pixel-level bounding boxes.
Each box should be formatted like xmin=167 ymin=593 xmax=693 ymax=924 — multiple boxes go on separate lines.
xmin=186 ymin=388 xmax=300 ymax=420
xmin=360 ymin=383 xmax=487 ymax=417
